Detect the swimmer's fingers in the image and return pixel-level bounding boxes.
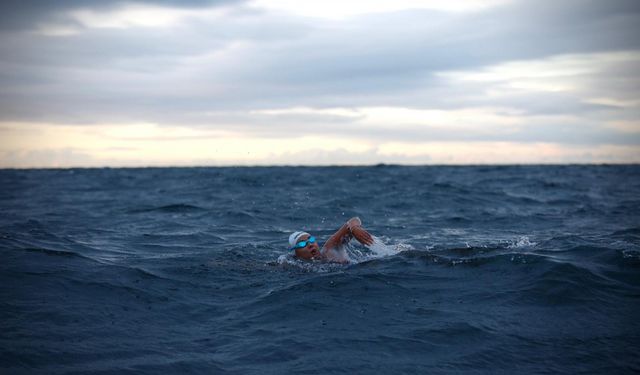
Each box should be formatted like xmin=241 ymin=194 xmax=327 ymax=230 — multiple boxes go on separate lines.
xmin=352 ymin=227 xmax=374 ymax=246
xmin=360 ymin=233 xmax=374 ymax=246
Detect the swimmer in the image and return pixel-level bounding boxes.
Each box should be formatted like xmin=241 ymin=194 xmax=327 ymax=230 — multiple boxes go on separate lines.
xmin=288 ymin=217 xmax=374 ymax=263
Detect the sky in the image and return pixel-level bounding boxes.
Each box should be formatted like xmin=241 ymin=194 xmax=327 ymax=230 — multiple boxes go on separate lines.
xmin=0 ymin=0 xmax=639 ymax=167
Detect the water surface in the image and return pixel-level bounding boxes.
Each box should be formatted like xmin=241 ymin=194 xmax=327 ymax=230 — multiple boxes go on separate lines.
xmin=1 ymin=165 xmax=639 ymax=374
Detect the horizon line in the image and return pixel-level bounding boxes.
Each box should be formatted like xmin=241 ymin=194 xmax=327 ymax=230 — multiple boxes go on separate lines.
xmin=1 ymin=162 xmax=639 ymax=170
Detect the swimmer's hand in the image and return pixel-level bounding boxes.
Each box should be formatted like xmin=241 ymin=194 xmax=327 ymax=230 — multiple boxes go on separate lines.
xmin=347 ymin=217 xmax=362 ymax=229
xmin=352 ymin=226 xmax=374 ymax=246
xmin=347 ymin=217 xmax=374 ymax=246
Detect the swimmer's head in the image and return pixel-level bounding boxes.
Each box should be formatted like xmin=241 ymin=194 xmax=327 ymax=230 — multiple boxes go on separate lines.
xmin=288 ymin=231 xmax=308 ymax=247
xmin=289 ymin=231 xmax=321 ymax=260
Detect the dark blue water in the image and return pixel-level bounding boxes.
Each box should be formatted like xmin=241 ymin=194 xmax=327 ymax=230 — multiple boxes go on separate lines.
xmin=1 ymin=165 xmax=639 ymax=374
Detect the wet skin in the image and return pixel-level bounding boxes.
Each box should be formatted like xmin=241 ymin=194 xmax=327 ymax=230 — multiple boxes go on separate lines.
xmin=294 ymin=234 xmax=321 ymax=260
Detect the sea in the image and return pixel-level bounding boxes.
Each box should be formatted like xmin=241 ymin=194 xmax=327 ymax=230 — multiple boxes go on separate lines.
xmin=1 ymin=165 xmax=639 ymax=374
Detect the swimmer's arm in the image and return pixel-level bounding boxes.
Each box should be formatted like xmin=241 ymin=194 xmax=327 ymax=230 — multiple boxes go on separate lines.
xmin=323 ymin=217 xmax=373 ymax=251
xmin=321 ymin=222 xmax=352 ymax=264
xmin=322 ymin=222 xmax=352 ymax=251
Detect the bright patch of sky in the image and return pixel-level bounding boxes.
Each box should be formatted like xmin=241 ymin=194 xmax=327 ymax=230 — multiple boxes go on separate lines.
xmin=251 ymin=0 xmax=509 ymax=19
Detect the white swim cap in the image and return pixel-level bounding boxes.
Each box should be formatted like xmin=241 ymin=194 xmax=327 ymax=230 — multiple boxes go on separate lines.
xmin=289 ymin=231 xmax=310 ymax=247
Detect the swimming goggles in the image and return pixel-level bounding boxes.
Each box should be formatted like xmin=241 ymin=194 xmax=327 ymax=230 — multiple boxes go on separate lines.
xmin=291 ymin=236 xmax=316 ymax=250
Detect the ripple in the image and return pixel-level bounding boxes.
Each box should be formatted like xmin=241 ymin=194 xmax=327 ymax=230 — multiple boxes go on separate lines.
xmin=128 ymin=204 xmax=206 ymax=214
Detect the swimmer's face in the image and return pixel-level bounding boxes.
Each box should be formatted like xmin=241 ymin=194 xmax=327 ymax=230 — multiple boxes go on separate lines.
xmin=294 ymin=234 xmax=321 ymax=260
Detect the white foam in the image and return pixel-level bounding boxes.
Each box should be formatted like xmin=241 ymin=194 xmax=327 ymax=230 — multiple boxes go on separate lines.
xmin=368 ymin=237 xmax=396 ymax=256
xmin=276 ymin=253 xmax=340 ymax=273
xmin=507 ymin=236 xmax=536 ymax=249
xmin=345 ymin=236 xmax=413 ymax=262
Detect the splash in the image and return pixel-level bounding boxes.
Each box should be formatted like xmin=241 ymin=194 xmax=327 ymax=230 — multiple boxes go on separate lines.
xmin=622 ymin=249 xmax=640 ymax=260
xmin=275 ymin=236 xmax=411 ymax=271
xmin=275 ymin=254 xmax=343 ymax=273
xmin=507 ymin=236 xmax=536 ymax=249
xmin=345 ymin=236 xmax=412 ymax=263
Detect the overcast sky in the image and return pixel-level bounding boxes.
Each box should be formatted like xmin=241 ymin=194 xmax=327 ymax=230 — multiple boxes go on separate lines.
xmin=1 ymin=0 xmax=639 ymax=167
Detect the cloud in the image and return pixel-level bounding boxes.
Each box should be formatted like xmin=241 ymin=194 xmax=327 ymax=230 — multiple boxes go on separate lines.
xmin=2 ymin=0 xmax=638 ymax=118
xmin=252 ymin=0 xmax=511 ymax=19
xmin=0 ymin=0 xmax=246 ymax=31
xmin=0 ymin=0 xmax=639 ymax=166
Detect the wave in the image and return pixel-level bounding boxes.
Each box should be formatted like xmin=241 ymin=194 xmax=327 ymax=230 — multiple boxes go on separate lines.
xmin=269 ymin=234 xmax=628 ymax=291
xmin=128 ymin=203 xmax=206 ymax=214
xmin=271 ymin=234 xmax=543 ymax=272
xmin=2 ymin=166 xmax=638 ymax=374
xmin=20 ymin=246 xmax=93 ymax=261
xmin=612 ymin=226 xmax=640 ymax=238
